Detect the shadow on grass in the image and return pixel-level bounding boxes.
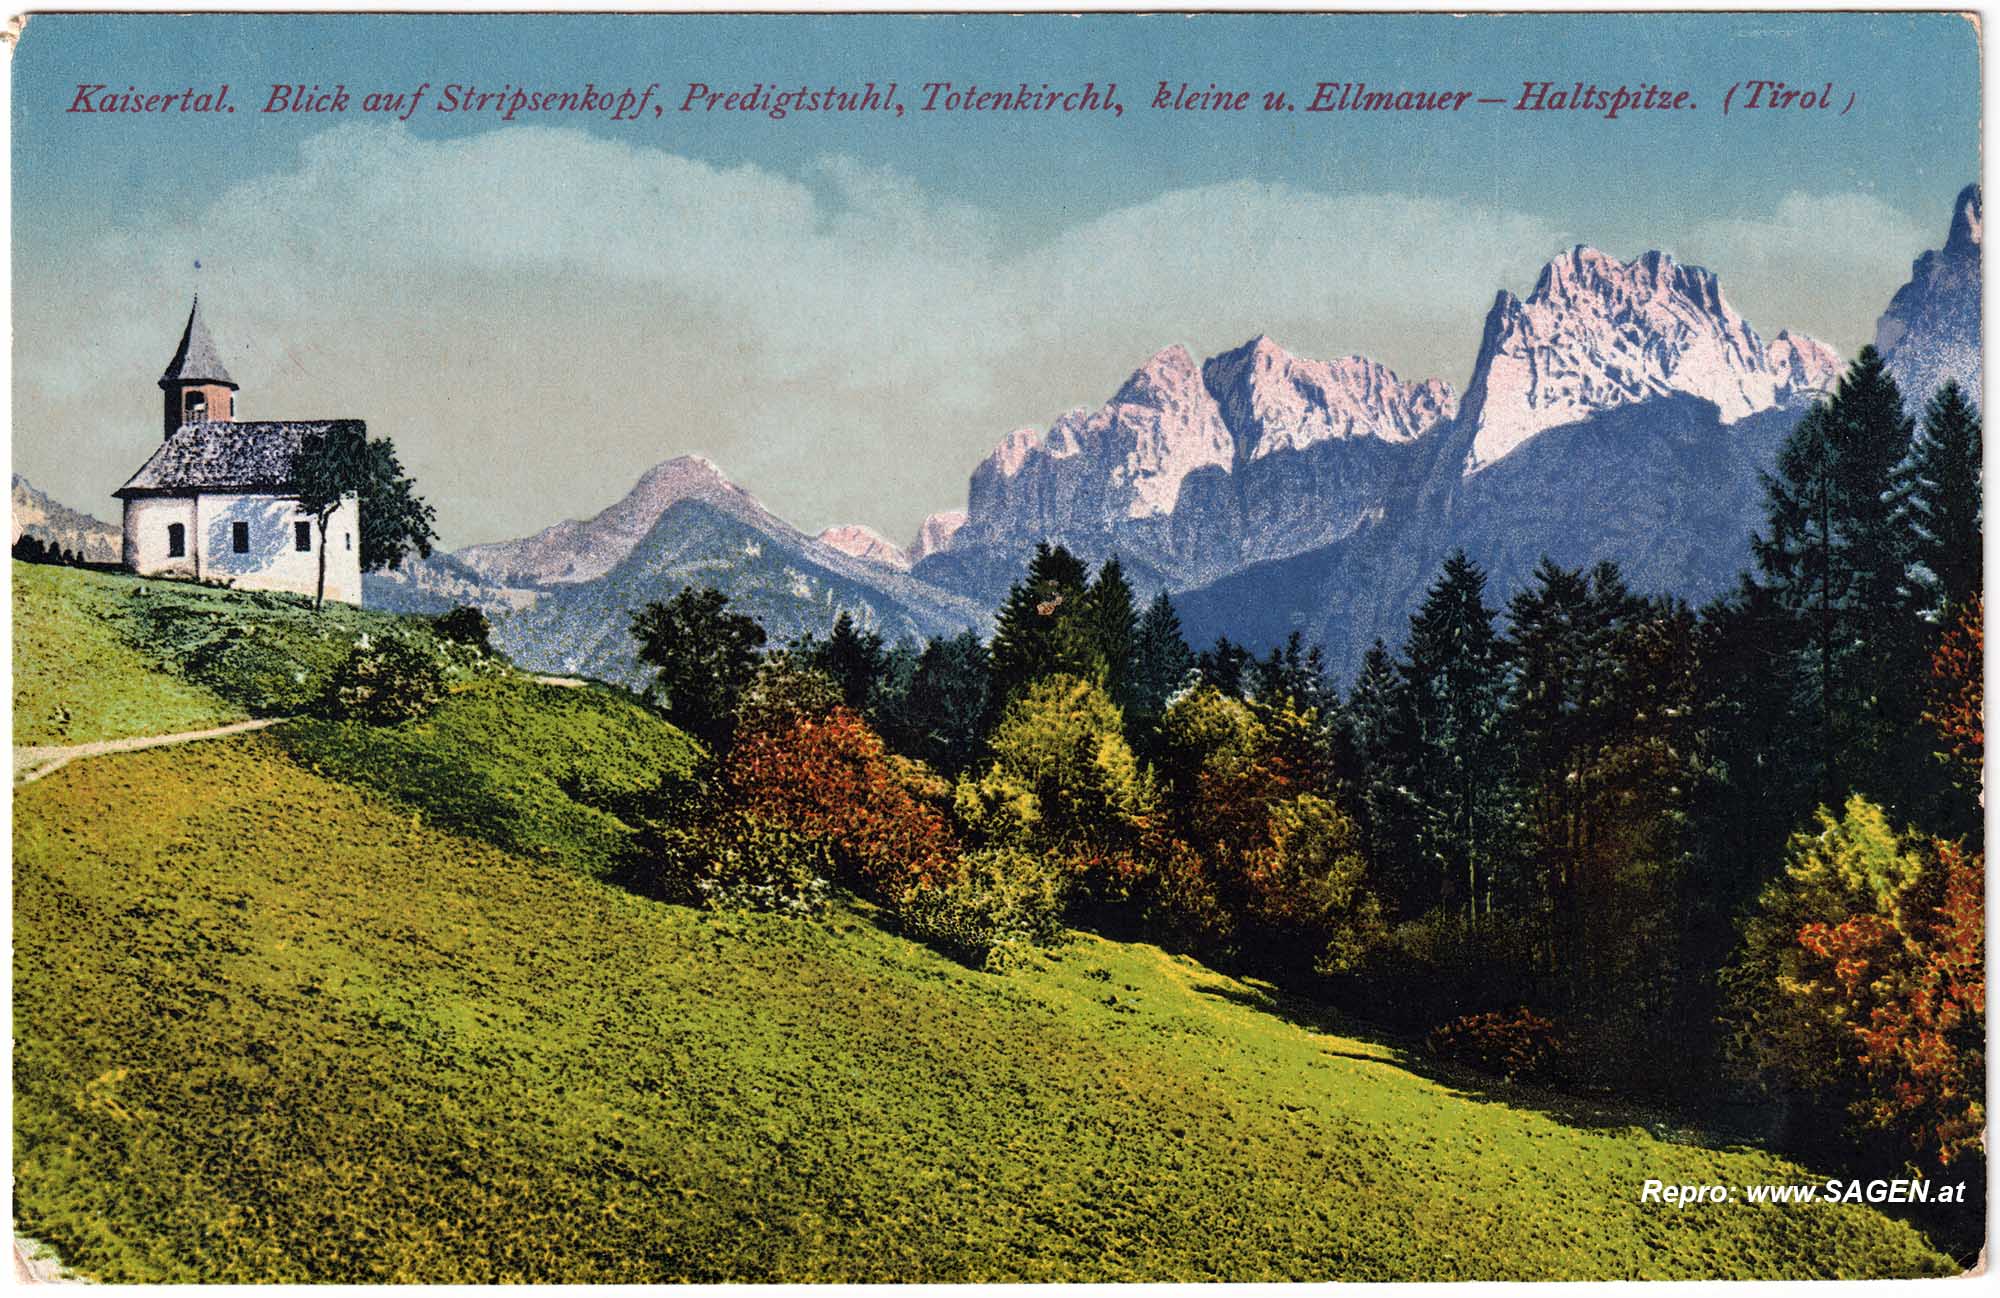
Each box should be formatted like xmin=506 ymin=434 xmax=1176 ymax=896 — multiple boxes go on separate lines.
xmin=1189 ymin=968 xmax=1987 ymax=1267
xmin=1188 ymin=977 xmax=1768 ymax=1145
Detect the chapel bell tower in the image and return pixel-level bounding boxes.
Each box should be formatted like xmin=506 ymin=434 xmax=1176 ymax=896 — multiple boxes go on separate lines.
xmin=158 ymin=296 xmax=238 ymax=438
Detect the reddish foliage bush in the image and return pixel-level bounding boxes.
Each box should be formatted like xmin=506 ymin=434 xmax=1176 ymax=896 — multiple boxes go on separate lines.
xmin=1800 ymin=838 xmax=1986 ymax=1168
xmin=1924 ymin=593 xmax=1983 ymax=775
xmin=724 ymin=706 xmax=961 ymax=902
xmin=1427 ymin=1007 xmax=1562 ymax=1081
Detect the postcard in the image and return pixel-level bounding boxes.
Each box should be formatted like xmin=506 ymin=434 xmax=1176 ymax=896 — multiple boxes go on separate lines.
xmin=6 ymin=7 xmax=1986 ymax=1284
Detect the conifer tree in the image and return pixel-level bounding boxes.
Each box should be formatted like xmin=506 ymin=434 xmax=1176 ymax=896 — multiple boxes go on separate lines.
xmin=1754 ymin=400 xmax=1843 ymax=800
xmin=988 ymin=543 xmax=1099 ymax=708
xmin=1196 ymin=636 xmax=1252 ymax=698
xmin=1336 ymin=639 xmax=1413 ymax=911
xmin=1902 ymin=379 xmax=1982 ymax=619
xmin=816 ymin=610 xmax=886 ymax=712
xmin=1506 ymin=559 xmax=1706 ymax=1044
xmin=1250 ymin=631 xmax=1332 ymax=713
xmin=1831 ymin=349 xmax=1922 ymax=798
xmin=1687 ymin=578 xmax=1813 ymax=958
xmin=1127 ymin=590 xmax=1195 ymax=745
xmin=1752 ymin=347 xmax=1920 ymax=809
xmin=1083 ymin=555 xmax=1139 ymax=708
xmin=895 ymin=629 xmax=991 ymax=776
xmin=1397 ymin=550 xmax=1514 ymax=920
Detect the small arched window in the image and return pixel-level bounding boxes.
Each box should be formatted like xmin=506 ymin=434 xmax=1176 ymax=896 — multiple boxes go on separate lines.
xmin=183 ymin=391 xmax=206 ymax=423
xmin=166 ymin=522 xmax=186 ymax=558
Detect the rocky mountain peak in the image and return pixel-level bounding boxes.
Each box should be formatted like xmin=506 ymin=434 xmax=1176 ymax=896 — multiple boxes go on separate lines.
xmin=968 ymin=342 xmax=1235 ymax=526
xmin=1458 ymin=246 xmax=1837 ymax=474
xmin=1945 ymin=182 xmax=1982 ymax=258
xmin=908 ymin=509 xmax=967 ymax=564
xmin=1112 ymin=343 xmax=1204 ymax=406
xmin=1202 ymin=334 xmax=1457 ymax=460
xmin=1765 ymin=330 xmax=1842 ymax=399
xmin=1876 ymin=182 xmax=1982 ymax=413
xmin=456 ymin=451 xmax=797 ymax=587
xmin=986 ymin=428 xmax=1043 ymax=478
xmin=816 ymin=523 xmax=912 ymax=571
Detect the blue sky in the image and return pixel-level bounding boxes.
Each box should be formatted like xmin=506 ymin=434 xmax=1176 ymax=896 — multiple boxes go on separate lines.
xmin=11 ymin=11 xmax=1982 ymax=546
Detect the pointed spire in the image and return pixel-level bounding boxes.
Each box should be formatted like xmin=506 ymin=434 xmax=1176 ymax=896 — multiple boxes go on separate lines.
xmin=159 ymin=296 xmax=238 ymax=390
xmin=1945 ymin=182 xmax=1982 ymax=258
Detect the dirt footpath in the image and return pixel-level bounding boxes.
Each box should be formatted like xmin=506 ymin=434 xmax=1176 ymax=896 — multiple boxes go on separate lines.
xmin=13 ymin=717 xmax=284 ymax=786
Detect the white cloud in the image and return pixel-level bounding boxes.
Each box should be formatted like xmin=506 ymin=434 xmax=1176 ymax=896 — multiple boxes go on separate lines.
xmin=12 ymin=125 xmax=1929 ymax=549
xmin=1671 ymin=191 xmax=1934 ymax=357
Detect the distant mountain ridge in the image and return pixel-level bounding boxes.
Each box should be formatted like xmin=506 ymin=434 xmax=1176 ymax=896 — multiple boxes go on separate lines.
xmin=367 ymin=455 xmax=985 ymax=685
xmin=1453 ymin=247 xmax=1839 ymax=474
xmin=907 ymin=237 xmax=1854 ymax=624
xmin=919 ymin=333 xmax=1462 ymax=606
xmin=454 ymin=455 xmax=779 ymax=587
xmin=486 ymin=496 xmax=983 ymax=689
xmin=1170 ymin=195 xmax=1979 ymax=676
xmin=817 ymin=524 xmax=911 ymax=571
xmin=54 ymin=185 xmax=1965 ymax=692
xmin=11 ymin=475 xmax=120 ymax=562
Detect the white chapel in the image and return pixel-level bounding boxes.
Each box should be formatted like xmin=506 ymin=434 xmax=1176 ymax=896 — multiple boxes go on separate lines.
xmin=115 ymin=299 xmax=364 ymax=605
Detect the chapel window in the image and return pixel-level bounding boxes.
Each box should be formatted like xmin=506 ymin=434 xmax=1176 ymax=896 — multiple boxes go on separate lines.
xmin=232 ymin=521 xmax=249 ymax=553
xmin=294 ymin=521 xmax=313 ymax=552
xmin=167 ymin=523 xmax=186 ymax=558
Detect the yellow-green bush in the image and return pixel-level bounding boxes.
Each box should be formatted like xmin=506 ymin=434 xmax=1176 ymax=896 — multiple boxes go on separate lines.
xmin=896 ymin=845 xmax=1069 ymax=970
xmin=629 ymin=808 xmax=835 ymax=917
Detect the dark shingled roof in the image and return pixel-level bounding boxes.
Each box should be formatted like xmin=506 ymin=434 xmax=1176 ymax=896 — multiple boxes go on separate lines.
xmin=158 ymin=297 xmax=238 ymax=390
xmin=116 ymin=419 xmax=367 ymax=497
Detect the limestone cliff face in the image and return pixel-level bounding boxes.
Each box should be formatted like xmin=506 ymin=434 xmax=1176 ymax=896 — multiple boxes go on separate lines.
xmin=817 ymin=524 xmax=911 ymax=571
xmin=1877 ymin=183 xmax=1982 ymax=413
xmin=907 ymin=510 xmax=967 ymax=565
xmin=932 ymin=335 xmax=1458 ymax=601
xmin=962 ymin=344 xmax=1236 ymax=539
xmin=922 ymin=239 xmax=1854 ymax=678
xmin=1454 ymin=247 xmax=1838 ymax=476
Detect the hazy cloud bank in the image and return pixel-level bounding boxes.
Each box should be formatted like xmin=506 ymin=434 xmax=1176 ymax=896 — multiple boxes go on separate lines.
xmin=14 ymin=122 xmax=1934 ymax=547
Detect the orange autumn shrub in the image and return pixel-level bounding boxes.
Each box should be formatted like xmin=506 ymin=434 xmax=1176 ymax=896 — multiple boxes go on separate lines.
xmin=725 ymin=705 xmax=961 ymax=902
xmin=1427 ymin=1007 xmax=1563 ymax=1081
xmin=1799 ymin=836 xmax=1986 ymax=1167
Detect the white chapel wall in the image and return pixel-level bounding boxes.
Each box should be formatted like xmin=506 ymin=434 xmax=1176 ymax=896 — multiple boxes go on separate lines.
xmin=122 ymin=495 xmax=198 ymax=577
xmin=122 ymin=493 xmax=363 ymax=605
xmin=199 ymin=492 xmax=363 ymax=604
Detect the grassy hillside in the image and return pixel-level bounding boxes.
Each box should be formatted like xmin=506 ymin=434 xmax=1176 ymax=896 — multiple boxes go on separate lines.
xmin=13 ymin=565 xmax=693 ymax=878
xmin=278 ymin=676 xmax=701 ymax=880
xmin=9 ymin=565 xmax=1960 ymax=1280
xmin=11 ymin=562 xmax=461 ymax=745
xmin=12 ymin=563 xmax=243 ymax=744
xmin=13 ymin=733 xmax=1955 ymax=1281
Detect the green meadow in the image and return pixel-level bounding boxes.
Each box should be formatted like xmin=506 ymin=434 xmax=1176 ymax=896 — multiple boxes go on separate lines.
xmin=11 ymin=563 xmax=448 ymax=745
xmin=11 ymin=564 xmax=244 ymax=744
xmin=8 ymin=565 xmax=1958 ymax=1281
